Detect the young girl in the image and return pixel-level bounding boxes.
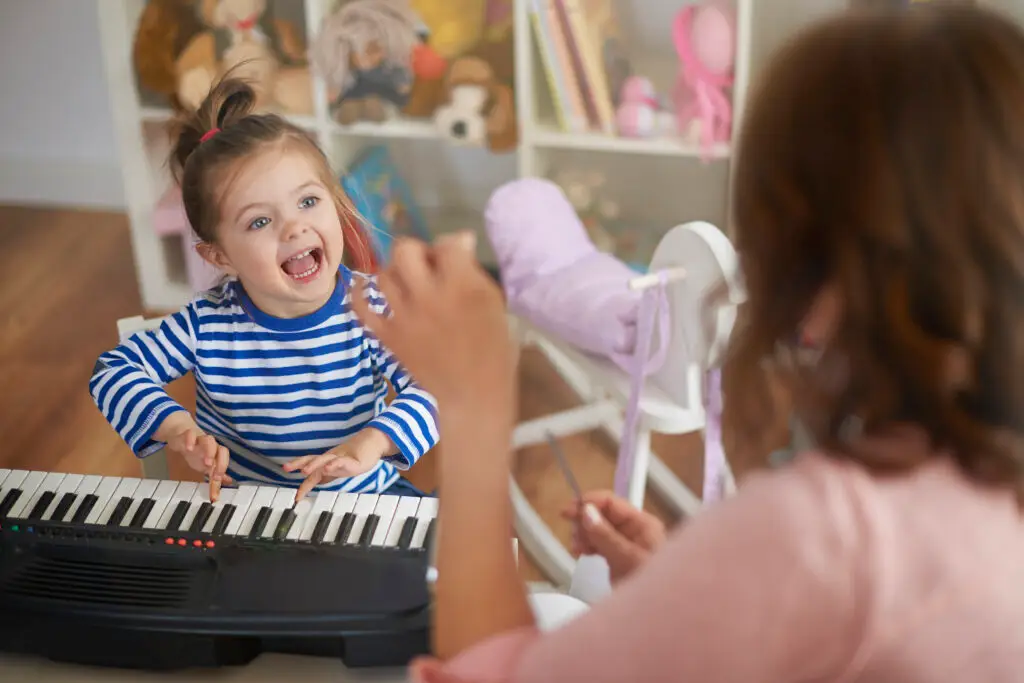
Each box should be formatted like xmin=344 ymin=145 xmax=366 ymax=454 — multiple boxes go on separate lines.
xmin=90 ymin=77 xmax=439 ymax=503
xmin=350 ymin=4 xmax=1024 ymax=681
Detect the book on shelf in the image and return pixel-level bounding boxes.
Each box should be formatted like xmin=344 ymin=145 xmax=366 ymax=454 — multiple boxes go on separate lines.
xmin=528 ymin=0 xmax=631 ymax=135
xmin=340 ymin=145 xmax=430 ymax=263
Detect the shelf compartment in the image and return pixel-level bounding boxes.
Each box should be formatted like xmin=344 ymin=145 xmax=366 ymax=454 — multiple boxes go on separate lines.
xmin=531 ymin=124 xmax=729 ymax=159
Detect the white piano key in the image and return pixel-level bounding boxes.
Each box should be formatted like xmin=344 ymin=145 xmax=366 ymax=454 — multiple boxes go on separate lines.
xmin=260 ymin=488 xmax=296 ymax=539
xmin=140 ymin=480 xmax=183 ymax=529
xmin=384 ymin=496 xmax=422 ymax=547
xmin=285 ymin=495 xmax=315 ymax=541
xmin=41 ymin=473 xmax=84 ymax=521
xmin=97 ymin=477 xmax=141 ymax=524
xmin=15 ymin=472 xmax=65 ymax=519
xmin=179 ymin=486 xmax=212 ymax=531
xmin=64 ymin=475 xmax=103 ymax=522
xmin=344 ymin=494 xmax=380 ymax=544
xmin=298 ymin=490 xmax=338 ymax=541
xmin=0 ymin=470 xmax=28 ymax=503
xmin=410 ymin=497 xmax=439 ymax=549
xmin=222 ymin=485 xmax=260 ymax=536
xmin=8 ymin=471 xmax=50 ymax=518
xmin=370 ymin=495 xmax=400 ymax=546
xmin=325 ymin=492 xmax=360 ymax=542
xmin=120 ymin=479 xmax=159 ymax=526
xmin=201 ymin=487 xmax=237 ymax=533
xmin=0 ymin=469 xmax=11 ymax=488
xmin=83 ymin=477 xmax=122 ymax=525
xmin=236 ymin=486 xmax=277 ymax=537
xmin=155 ymin=482 xmax=198 ymax=530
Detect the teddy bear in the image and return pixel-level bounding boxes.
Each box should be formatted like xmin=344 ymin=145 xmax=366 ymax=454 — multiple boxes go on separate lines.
xmin=173 ymin=0 xmax=313 ymax=116
xmin=432 ymin=31 xmax=517 ymax=152
xmin=132 ymin=0 xmax=207 ymax=110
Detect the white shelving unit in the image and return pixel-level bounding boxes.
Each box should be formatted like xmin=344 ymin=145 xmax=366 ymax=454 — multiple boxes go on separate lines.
xmin=98 ymin=0 xmax=754 ymax=311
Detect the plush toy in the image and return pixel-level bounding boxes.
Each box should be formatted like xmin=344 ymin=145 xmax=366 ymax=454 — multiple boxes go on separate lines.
xmin=409 ymin=0 xmax=487 ymax=60
xmin=400 ymin=15 xmax=450 ymax=118
xmin=132 ymin=0 xmax=206 ymax=109
xmin=432 ymin=32 xmax=517 ymax=152
xmin=174 ymin=0 xmax=313 ymax=116
xmin=615 ymin=76 xmax=678 ymax=139
xmin=310 ymin=0 xmax=421 ymax=125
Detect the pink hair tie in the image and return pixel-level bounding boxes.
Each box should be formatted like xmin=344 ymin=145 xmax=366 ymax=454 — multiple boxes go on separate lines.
xmin=200 ymin=128 xmax=221 ymax=143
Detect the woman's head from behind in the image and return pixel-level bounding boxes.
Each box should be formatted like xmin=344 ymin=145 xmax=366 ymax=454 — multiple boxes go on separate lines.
xmin=169 ymin=75 xmax=375 ymax=319
xmin=726 ymin=3 xmax=1024 ymax=496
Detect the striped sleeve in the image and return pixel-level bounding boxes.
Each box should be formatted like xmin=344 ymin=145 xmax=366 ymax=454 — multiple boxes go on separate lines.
xmin=360 ymin=279 xmax=440 ymax=469
xmin=88 ymin=304 xmax=199 ymax=458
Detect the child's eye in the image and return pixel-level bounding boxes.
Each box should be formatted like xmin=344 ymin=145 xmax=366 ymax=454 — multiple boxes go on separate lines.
xmin=299 ymin=196 xmax=319 ymax=209
xmin=248 ymin=216 xmax=270 ymax=230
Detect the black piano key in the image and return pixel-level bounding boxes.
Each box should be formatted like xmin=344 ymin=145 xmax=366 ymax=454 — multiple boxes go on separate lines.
xmin=51 ymin=492 xmax=77 ymax=522
xmin=359 ymin=514 xmax=380 ymax=546
xmin=129 ymin=498 xmax=156 ymax=528
xmin=166 ymin=500 xmax=190 ymax=531
xmin=273 ymin=508 xmax=298 ymax=541
xmin=189 ymin=502 xmax=214 ymax=532
xmin=0 ymin=489 xmax=22 ymax=517
xmin=249 ymin=506 xmax=272 ymax=538
xmin=71 ymin=493 xmax=98 ymax=523
xmin=28 ymin=491 xmax=56 ymax=520
xmin=425 ymin=518 xmax=437 ymax=549
xmin=397 ymin=516 xmax=417 ymax=549
xmin=106 ymin=496 xmax=133 ymax=526
xmin=310 ymin=510 xmax=332 ymax=543
xmin=335 ymin=512 xmax=357 ymax=544
xmin=210 ymin=504 xmax=236 ymax=535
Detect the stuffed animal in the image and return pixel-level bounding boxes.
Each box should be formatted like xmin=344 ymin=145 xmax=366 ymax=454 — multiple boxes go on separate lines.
xmin=401 ymin=17 xmax=450 ymax=118
xmin=615 ymin=76 xmax=679 ymax=139
xmin=432 ymin=32 xmax=516 ymax=152
xmin=132 ymin=0 xmax=206 ymax=110
xmin=310 ymin=0 xmax=421 ymax=125
xmin=174 ymin=0 xmax=313 ymax=115
xmin=409 ymin=0 xmax=486 ymax=60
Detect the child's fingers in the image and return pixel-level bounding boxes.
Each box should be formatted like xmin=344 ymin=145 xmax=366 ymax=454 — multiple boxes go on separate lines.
xmin=281 ymin=454 xmax=315 ymax=472
xmin=198 ymin=434 xmax=217 ymax=469
xmin=298 ymin=452 xmax=338 ymax=475
xmin=294 ymin=469 xmax=322 ymax=504
xmin=184 ymin=429 xmax=197 ymax=452
xmin=323 ymin=454 xmax=362 ymax=478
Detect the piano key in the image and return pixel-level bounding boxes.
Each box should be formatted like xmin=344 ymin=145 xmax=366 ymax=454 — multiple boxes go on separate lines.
xmin=410 ymin=498 xmax=439 ymax=549
xmin=7 ymin=471 xmax=49 ymax=519
xmin=51 ymin=492 xmax=78 ymax=523
xmin=178 ymin=487 xmax=213 ymax=531
xmin=165 ymin=500 xmax=190 ymax=531
xmin=370 ymin=495 xmax=400 ymax=547
xmin=324 ymin=492 xmax=359 ymax=542
xmin=64 ymin=475 xmax=103 ymax=523
xmin=8 ymin=471 xmax=50 ymax=519
xmin=310 ymin=510 xmax=332 ymax=544
xmin=84 ymin=477 xmax=128 ymax=525
xmin=27 ymin=491 xmax=57 ymax=520
xmin=0 ymin=470 xmax=29 ymax=517
xmin=298 ymin=491 xmax=337 ymax=542
xmin=201 ymin=488 xmax=237 ymax=534
xmin=120 ymin=479 xmax=159 ymax=527
xmin=284 ymin=496 xmax=314 ymax=541
xmin=71 ymin=494 xmax=100 ymax=523
xmin=129 ymin=498 xmax=156 ymax=527
xmin=0 ymin=469 xmax=10 ymax=488
xmin=17 ymin=472 xmax=66 ymax=521
xmin=273 ymin=507 xmax=298 ymax=540
xmin=341 ymin=494 xmax=379 ymax=545
xmin=385 ymin=497 xmax=422 ymax=548
xmin=359 ymin=515 xmax=380 ymax=546
xmin=155 ymin=482 xmax=198 ymax=530
xmin=96 ymin=478 xmax=141 ymax=525
xmin=335 ymin=512 xmax=356 ymax=544
xmin=105 ymin=496 xmax=133 ymax=526
xmin=40 ymin=474 xmax=83 ymax=521
xmin=222 ymin=485 xmax=261 ymax=536
xmin=248 ymin=506 xmax=272 ymax=538
xmin=0 ymin=489 xmax=21 ymax=518
xmin=259 ymin=488 xmax=297 ymax=540
xmin=235 ymin=486 xmax=277 ymax=537
xmin=190 ymin=502 xmax=214 ymax=532
xmin=140 ymin=480 xmax=184 ymax=529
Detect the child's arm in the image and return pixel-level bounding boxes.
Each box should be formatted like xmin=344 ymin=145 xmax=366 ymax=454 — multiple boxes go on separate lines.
xmin=89 ymin=306 xmax=199 ymax=458
xmin=359 ymin=280 xmax=440 ymax=469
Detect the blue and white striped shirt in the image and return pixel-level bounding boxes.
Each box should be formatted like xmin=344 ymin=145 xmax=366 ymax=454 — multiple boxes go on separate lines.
xmin=89 ymin=266 xmax=439 ymax=493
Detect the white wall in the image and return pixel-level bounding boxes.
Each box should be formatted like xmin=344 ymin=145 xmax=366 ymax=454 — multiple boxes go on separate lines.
xmin=0 ymin=0 xmax=122 ymax=209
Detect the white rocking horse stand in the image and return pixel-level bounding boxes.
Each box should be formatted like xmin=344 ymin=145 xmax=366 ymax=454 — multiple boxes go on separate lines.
xmin=507 ymin=220 xmax=744 ymax=590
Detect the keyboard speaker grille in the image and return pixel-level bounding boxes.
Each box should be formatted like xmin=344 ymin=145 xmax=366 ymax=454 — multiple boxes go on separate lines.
xmin=3 ymin=555 xmax=191 ymax=608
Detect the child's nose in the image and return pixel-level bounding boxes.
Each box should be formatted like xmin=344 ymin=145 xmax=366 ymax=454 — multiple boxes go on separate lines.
xmin=281 ymin=219 xmax=308 ymax=240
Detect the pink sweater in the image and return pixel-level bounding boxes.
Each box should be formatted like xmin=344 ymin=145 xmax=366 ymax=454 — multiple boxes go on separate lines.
xmin=412 ymin=448 xmax=1024 ymax=682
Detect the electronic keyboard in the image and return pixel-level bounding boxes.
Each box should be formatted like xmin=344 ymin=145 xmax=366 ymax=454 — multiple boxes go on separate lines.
xmin=0 ymin=468 xmax=437 ymax=671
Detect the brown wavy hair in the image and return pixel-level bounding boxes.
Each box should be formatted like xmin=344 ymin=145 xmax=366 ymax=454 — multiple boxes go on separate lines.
xmin=168 ymin=72 xmax=377 ymax=273
xmin=723 ymin=3 xmax=1024 ymax=497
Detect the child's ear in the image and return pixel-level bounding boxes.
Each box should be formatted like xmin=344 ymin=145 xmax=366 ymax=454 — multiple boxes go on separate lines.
xmin=196 ymin=241 xmax=237 ymax=276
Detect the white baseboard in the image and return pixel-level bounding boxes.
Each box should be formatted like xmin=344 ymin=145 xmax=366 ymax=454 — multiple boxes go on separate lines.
xmin=0 ymin=157 xmax=125 ymax=211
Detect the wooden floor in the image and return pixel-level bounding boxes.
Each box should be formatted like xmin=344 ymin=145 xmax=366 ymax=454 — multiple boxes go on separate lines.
xmin=0 ymin=205 xmax=778 ymax=582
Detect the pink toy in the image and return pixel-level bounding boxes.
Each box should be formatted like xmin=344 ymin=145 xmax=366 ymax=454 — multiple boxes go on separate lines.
xmin=672 ymin=2 xmax=736 ymax=159
xmin=154 ymin=185 xmax=223 ymax=293
xmin=615 ymin=76 xmax=675 ymax=138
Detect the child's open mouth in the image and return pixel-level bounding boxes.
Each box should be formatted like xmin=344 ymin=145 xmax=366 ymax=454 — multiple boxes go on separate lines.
xmin=281 ymin=247 xmax=324 ymax=283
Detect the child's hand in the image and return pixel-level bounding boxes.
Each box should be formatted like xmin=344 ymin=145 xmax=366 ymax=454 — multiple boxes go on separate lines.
xmin=561 ymin=490 xmax=666 ymax=584
xmin=283 ymin=427 xmax=393 ymax=502
xmin=156 ymin=411 xmax=232 ymax=501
